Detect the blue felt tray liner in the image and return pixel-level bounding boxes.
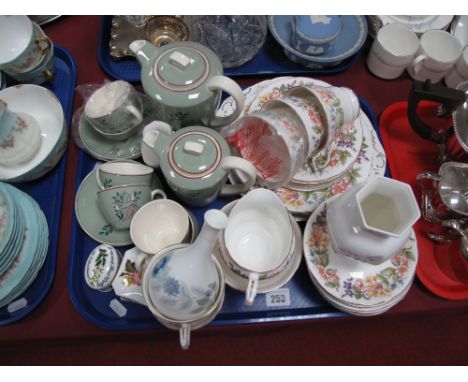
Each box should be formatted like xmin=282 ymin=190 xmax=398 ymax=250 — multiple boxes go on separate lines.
xmin=0 ymin=45 xmax=77 ymax=325
xmin=98 ymin=16 xmax=361 ymax=83
xmin=68 ymin=94 xmax=389 ymax=330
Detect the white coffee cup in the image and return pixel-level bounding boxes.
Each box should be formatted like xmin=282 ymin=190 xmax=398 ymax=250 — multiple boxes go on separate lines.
xmin=408 ymin=30 xmax=463 ymax=83
xmin=367 ymin=23 xmax=419 ymax=80
xmin=445 ymin=46 xmax=468 ymax=89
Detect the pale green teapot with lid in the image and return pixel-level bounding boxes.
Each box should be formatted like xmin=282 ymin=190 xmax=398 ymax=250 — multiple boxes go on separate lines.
xmin=130 ymin=40 xmax=245 ymax=129
xmin=142 ymin=121 xmax=257 ymax=207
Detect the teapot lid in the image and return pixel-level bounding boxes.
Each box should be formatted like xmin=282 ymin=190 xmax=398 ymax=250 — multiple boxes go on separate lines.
xmin=154 ymin=46 xmax=211 ymax=92
xmin=169 ymin=130 xmax=222 ymax=178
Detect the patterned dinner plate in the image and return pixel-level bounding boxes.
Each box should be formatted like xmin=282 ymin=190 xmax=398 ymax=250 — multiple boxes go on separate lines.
xmin=303 ymin=196 xmax=418 ymax=307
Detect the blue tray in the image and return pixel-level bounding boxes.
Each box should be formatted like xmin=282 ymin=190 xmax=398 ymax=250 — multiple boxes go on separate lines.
xmin=0 ymin=45 xmax=77 ymax=325
xmin=68 ymin=95 xmax=387 ymax=330
xmin=98 ymin=16 xmax=361 ymax=83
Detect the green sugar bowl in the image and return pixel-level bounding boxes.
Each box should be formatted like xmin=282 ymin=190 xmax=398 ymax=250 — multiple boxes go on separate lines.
xmin=142 ymin=121 xmax=257 ymax=207
xmin=130 ymin=39 xmax=245 ymax=129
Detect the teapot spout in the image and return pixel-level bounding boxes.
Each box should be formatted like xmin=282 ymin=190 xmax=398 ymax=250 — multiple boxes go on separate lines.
xmin=129 ymin=40 xmax=156 ymax=66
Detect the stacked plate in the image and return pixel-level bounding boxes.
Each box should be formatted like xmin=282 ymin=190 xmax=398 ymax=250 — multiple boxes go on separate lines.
xmin=217 ymin=76 xmax=387 ymax=220
xmin=302 ymin=197 xmax=418 ymax=316
xmin=0 ymin=182 xmax=49 ymax=308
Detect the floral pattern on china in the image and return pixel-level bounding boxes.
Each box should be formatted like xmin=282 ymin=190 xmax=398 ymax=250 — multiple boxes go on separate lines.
xmin=277 ymin=134 xmax=370 ymax=212
xmin=304 ymin=204 xmax=417 ymax=303
xmin=0 ymin=116 xmax=27 ymax=150
xmin=150 ymin=256 xmax=218 ymax=316
xmin=295 ymin=119 xmax=362 ymax=181
xmin=112 ymin=190 xmax=142 ymax=222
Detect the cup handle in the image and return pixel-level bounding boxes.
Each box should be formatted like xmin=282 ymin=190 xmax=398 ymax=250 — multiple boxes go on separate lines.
xmin=179 ymin=323 xmax=191 ymax=350
xmin=219 ymin=156 xmax=257 ymax=196
xmin=206 ymin=75 xmax=245 ymax=128
xmin=411 ymin=55 xmax=427 ymax=75
xmin=95 ymin=164 xmax=105 ymax=190
xmin=143 ymin=121 xmax=173 ymax=147
xmin=150 ymin=189 xmax=167 ymax=200
xmin=416 ymin=172 xmax=441 ymax=223
xmin=312 ymin=140 xmax=336 ymax=169
xmin=126 ymin=105 xmax=143 ymax=125
xmin=245 ymin=273 xmax=259 ymax=306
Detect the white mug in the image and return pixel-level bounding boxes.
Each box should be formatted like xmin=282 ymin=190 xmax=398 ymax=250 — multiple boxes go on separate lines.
xmin=367 ymin=23 xmax=419 ymax=80
xmin=408 ymin=30 xmax=463 ymax=83
xmin=445 ymin=46 xmax=468 ymax=89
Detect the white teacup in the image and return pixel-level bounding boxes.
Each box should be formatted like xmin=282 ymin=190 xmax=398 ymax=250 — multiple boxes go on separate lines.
xmin=445 ymin=46 xmax=468 ymax=89
xmin=130 ymin=199 xmax=190 ymax=254
xmin=367 ymin=23 xmax=419 ymax=80
xmin=408 ymin=30 xmax=463 ymax=83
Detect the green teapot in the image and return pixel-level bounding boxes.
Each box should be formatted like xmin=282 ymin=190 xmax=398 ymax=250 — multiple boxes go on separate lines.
xmin=129 ymin=40 xmax=245 ymax=130
xmin=142 ymin=121 xmax=257 ymax=207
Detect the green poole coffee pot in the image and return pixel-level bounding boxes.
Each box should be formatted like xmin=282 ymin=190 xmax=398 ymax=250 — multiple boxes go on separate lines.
xmin=142 ymin=121 xmax=257 ymax=207
xmin=130 ymin=39 xmax=245 ymax=129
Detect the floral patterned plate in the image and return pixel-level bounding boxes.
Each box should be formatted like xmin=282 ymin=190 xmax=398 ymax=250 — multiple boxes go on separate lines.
xmin=276 ymin=111 xmax=374 ymax=215
xmin=247 ymin=76 xmax=329 ymax=113
xmin=290 ymin=116 xmax=363 ymax=185
xmin=303 ymin=197 xmax=418 ymax=308
xmin=309 ymin=270 xmax=414 ymax=316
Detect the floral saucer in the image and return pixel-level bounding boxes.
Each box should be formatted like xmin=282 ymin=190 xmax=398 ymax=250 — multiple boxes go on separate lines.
xmin=290 ymin=116 xmax=363 ymax=186
xmin=276 ymin=111 xmax=376 ymax=215
xmin=247 ymin=76 xmax=329 ymax=113
xmin=213 ymin=210 xmax=302 ymax=296
xmin=303 ymin=196 xmax=418 ymax=308
xmin=78 ymin=114 xmax=143 ymax=162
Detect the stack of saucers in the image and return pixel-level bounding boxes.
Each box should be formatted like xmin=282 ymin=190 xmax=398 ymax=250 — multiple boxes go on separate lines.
xmin=302 ymin=198 xmax=418 ymax=316
xmin=0 ymin=182 xmax=49 ymax=308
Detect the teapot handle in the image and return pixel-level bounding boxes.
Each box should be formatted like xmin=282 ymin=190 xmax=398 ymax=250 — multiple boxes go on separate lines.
xmin=219 ymin=156 xmax=257 ymax=196
xmin=206 ymin=75 xmax=245 ymax=128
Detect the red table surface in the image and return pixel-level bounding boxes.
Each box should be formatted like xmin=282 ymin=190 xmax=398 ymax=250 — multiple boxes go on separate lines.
xmin=0 ymin=16 xmax=467 ymax=365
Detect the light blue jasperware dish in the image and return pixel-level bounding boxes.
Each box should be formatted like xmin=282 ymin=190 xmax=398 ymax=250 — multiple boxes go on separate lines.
xmin=268 ymin=15 xmax=367 ymax=68
xmin=291 ymin=16 xmax=342 ymax=56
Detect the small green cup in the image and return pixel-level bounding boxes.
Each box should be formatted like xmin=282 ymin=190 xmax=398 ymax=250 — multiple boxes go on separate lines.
xmin=97 ymin=184 xmax=166 ymax=230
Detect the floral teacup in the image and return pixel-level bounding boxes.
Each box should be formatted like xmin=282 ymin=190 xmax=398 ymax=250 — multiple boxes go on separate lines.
xmin=222 ymin=109 xmax=306 ymax=189
xmin=97 ymin=183 xmax=166 ymax=230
